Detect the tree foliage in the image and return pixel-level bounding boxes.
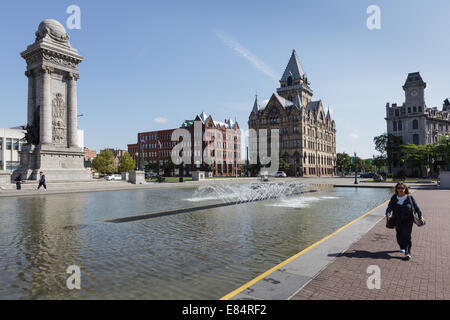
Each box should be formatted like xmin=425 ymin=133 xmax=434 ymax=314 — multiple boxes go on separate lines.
xmin=92 ymin=149 xmax=116 ymax=174
xmin=279 ymin=157 xmax=291 ymax=173
xmin=118 ymin=152 xmax=136 ymax=173
xmin=336 ymin=152 xmax=351 ymax=175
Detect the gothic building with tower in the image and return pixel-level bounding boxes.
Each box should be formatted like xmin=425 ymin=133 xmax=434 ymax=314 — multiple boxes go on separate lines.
xmin=385 ymin=72 xmax=450 ymax=175
xmin=248 ymin=50 xmax=336 ymax=176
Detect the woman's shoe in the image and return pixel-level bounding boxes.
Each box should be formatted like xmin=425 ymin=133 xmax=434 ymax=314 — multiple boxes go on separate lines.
xmin=404 ymin=254 xmax=411 ymax=261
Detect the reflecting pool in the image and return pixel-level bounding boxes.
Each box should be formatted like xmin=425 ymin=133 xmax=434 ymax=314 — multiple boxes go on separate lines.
xmin=0 ymin=183 xmax=392 ymax=299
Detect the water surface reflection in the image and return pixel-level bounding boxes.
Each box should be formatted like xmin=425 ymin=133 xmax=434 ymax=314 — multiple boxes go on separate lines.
xmin=0 ymin=186 xmax=391 ymax=299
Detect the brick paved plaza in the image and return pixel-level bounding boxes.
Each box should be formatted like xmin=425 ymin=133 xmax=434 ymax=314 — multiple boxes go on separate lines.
xmin=292 ymin=189 xmax=450 ymax=300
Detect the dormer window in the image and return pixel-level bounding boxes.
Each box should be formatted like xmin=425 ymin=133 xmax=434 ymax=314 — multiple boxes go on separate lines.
xmin=287 ymin=76 xmax=293 ymax=86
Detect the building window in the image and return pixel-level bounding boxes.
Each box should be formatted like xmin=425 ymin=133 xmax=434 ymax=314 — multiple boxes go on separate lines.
xmin=412 ymin=119 xmax=419 ymax=130
xmin=418 ymin=106 xmax=422 ymax=112
xmin=398 ymin=121 xmax=402 ymax=131
xmin=6 ymin=138 xmax=12 ymax=150
xmin=413 ymin=106 xmax=417 ymax=113
xmin=413 ymin=134 xmax=419 ymax=145
xmin=6 ymin=161 xmax=20 ymax=171
xmin=393 ymin=121 xmax=397 ymax=131
xmin=282 ymin=128 xmax=289 ymax=135
xmin=283 ymin=140 xmax=289 ymax=148
xmin=395 ymin=109 xmax=399 ymax=117
xmin=408 ymin=107 xmax=411 ymax=113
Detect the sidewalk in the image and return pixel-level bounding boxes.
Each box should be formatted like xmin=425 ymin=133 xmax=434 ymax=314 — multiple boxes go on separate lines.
xmin=292 ymin=189 xmax=450 ymax=300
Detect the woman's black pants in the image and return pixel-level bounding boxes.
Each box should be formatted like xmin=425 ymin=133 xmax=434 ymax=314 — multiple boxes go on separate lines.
xmin=395 ymin=221 xmax=413 ymax=254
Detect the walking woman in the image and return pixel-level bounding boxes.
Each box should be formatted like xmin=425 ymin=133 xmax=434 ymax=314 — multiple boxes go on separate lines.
xmin=386 ymin=182 xmax=425 ymax=260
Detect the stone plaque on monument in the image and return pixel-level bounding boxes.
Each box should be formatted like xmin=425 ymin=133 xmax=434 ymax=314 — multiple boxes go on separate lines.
xmin=13 ymin=19 xmax=91 ymax=181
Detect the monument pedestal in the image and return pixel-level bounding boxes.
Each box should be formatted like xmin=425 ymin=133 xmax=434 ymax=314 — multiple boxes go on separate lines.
xmin=14 ymin=144 xmax=91 ymax=182
xmin=0 ymin=171 xmax=12 ymax=189
xmin=440 ymin=171 xmax=450 ymax=189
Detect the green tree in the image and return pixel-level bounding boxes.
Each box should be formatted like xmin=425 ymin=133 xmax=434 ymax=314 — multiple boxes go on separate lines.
xmin=336 ymin=152 xmax=351 ymax=176
xmin=92 ymin=149 xmax=116 ymax=174
xmin=373 ymin=155 xmax=386 ymax=172
xmin=373 ymin=133 xmax=403 ymax=176
xmin=164 ymin=158 xmax=175 ymax=176
xmin=279 ymin=157 xmax=291 ymax=173
xmin=118 ymin=152 xmax=136 ymax=173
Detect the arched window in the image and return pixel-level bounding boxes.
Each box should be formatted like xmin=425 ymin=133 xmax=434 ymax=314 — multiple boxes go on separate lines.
xmin=412 ymin=119 xmax=419 ymax=130
xmin=287 ymin=76 xmax=293 ymax=86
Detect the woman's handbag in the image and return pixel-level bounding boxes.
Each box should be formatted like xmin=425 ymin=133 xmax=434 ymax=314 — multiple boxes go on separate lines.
xmin=408 ymin=196 xmax=426 ymax=227
xmin=386 ymin=213 xmax=396 ymax=229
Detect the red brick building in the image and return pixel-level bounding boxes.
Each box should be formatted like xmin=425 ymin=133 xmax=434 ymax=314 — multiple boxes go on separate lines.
xmin=84 ymin=147 xmax=97 ymax=161
xmin=181 ymin=112 xmax=241 ymax=176
xmin=127 ymin=112 xmax=241 ymax=176
xmin=128 ymin=129 xmax=177 ymax=172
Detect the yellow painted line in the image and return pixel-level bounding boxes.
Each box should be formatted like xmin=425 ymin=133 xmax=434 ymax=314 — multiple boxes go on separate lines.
xmin=219 ymin=199 xmax=390 ymax=300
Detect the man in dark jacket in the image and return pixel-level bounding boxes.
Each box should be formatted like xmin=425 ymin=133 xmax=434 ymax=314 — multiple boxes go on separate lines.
xmin=37 ymin=171 xmax=47 ymax=190
xmin=15 ymin=174 xmax=22 ymax=190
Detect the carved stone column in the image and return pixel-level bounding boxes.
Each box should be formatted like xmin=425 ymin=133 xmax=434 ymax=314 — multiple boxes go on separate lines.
xmin=67 ymin=72 xmax=79 ymax=148
xmin=25 ymin=70 xmax=34 ymax=126
xmin=40 ymin=67 xmax=53 ymax=146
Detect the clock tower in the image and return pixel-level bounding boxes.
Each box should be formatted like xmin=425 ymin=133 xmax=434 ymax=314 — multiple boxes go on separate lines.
xmin=403 ymin=72 xmax=426 ymax=108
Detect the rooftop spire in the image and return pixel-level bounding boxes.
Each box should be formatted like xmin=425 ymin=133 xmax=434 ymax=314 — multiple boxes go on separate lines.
xmin=280 ymin=49 xmax=306 ymax=83
xmin=252 ymin=94 xmax=260 ymax=113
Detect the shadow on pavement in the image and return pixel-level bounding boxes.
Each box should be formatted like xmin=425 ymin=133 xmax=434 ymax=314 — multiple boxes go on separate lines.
xmin=328 ymin=250 xmax=404 ymax=260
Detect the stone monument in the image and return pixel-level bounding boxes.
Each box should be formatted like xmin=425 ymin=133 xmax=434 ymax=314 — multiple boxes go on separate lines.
xmin=13 ymin=19 xmax=91 ymax=181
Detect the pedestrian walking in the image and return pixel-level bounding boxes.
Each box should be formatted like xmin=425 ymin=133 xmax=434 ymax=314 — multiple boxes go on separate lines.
xmin=15 ymin=173 xmax=22 ymax=190
xmin=385 ymin=182 xmax=425 ymax=260
xmin=37 ymin=171 xmax=47 ymax=190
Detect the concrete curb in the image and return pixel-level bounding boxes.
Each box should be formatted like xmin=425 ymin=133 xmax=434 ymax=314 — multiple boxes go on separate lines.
xmin=226 ymin=200 xmax=389 ymax=300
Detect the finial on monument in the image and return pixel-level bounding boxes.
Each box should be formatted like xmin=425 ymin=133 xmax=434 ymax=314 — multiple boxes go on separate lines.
xmin=35 ymin=19 xmax=70 ymax=44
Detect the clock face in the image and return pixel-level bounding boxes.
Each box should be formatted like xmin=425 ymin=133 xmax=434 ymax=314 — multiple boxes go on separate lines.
xmin=411 ymin=89 xmax=418 ymax=97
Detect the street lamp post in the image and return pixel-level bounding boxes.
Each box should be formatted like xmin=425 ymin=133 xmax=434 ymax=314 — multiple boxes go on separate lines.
xmin=446 ymin=135 xmax=449 ymax=171
xmin=354 ymin=152 xmax=358 ymax=184
xmin=135 ymin=152 xmax=138 ymax=171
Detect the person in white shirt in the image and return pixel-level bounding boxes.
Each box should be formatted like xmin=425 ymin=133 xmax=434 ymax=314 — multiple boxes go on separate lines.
xmin=386 ymin=182 xmax=424 ymax=261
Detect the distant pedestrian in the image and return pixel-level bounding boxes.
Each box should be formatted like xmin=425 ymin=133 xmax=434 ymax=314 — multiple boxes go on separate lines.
xmin=385 ymin=182 xmax=425 ymax=260
xmin=37 ymin=171 xmax=47 ymax=190
xmin=15 ymin=174 xmax=22 ymax=190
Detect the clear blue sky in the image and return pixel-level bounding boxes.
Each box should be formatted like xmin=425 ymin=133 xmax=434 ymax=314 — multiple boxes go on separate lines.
xmin=1 ymin=0 xmax=449 ymax=158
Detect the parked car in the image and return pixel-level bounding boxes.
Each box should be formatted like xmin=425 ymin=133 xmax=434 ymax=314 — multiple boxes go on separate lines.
xmin=273 ymin=171 xmax=287 ymax=177
xmin=104 ymin=174 xmax=122 ymax=181
xmin=359 ymin=172 xmax=375 ymax=178
xmin=145 ymin=172 xmax=158 ymax=179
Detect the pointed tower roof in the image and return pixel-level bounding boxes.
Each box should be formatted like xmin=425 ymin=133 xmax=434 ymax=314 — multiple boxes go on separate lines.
xmin=326 ymin=107 xmax=331 ymax=119
xmin=252 ymin=94 xmax=260 ymax=113
xmin=280 ymin=49 xmax=305 ymax=82
xmin=199 ymin=111 xmax=208 ymax=122
xmin=294 ymin=93 xmax=303 ymax=108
